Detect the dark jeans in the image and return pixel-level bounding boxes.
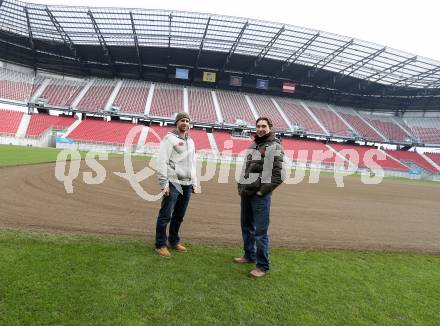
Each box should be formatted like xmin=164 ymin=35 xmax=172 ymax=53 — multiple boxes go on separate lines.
xmin=155 ymin=183 xmax=192 ymax=248
xmin=240 ymin=193 xmax=271 ymax=272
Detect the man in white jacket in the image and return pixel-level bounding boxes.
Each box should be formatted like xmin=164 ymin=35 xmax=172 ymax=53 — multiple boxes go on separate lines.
xmin=155 ymin=112 xmax=199 ymax=257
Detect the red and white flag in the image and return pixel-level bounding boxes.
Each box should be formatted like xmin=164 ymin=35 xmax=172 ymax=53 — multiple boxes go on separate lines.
xmin=282 ymin=82 xmax=296 ymax=93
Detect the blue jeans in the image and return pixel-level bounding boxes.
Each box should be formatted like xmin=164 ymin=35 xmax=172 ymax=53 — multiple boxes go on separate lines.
xmin=240 ymin=193 xmax=271 ymax=272
xmin=155 ymin=183 xmax=192 ymax=248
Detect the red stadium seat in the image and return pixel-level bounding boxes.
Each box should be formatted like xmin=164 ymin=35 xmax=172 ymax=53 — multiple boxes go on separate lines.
xmin=0 ymin=109 xmax=24 ymax=134
xmin=249 ymin=94 xmax=289 ymax=131
xmin=149 ymin=84 xmax=183 ymax=118
xmin=77 ymin=80 xmax=115 ymax=112
xmin=304 ymin=101 xmax=352 ymax=137
xmin=26 ymin=114 xmax=75 ymax=137
xmin=113 ymin=80 xmax=150 ymax=115
xmin=216 ymin=90 xmax=255 ymax=126
xmin=385 ymin=150 xmax=439 ymax=173
xmin=188 ymin=87 xmax=217 ymax=124
xmin=274 ymin=98 xmax=325 ymax=134
xmin=67 ymin=119 xmax=140 ymax=145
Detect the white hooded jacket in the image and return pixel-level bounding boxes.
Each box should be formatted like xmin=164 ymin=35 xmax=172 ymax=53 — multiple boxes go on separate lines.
xmin=156 ymin=130 xmax=197 ymax=190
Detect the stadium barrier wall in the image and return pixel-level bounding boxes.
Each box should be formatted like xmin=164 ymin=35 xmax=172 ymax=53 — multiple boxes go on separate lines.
xmin=56 ymin=141 xmax=135 ymax=153
xmin=0 ymin=133 xmax=42 ymax=147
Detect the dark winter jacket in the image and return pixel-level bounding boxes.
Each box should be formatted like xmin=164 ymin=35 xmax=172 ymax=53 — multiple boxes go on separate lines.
xmin=238 ymin=132 xmax=284 ymax=197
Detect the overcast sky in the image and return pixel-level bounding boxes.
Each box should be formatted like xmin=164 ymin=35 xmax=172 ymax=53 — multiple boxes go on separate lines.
xmin=29 ymin=0 xmax=440 ymax=61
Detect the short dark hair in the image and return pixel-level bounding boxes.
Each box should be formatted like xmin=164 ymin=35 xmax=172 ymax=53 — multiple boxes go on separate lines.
xmin=256 ymin=117 xmax=273 ymax=128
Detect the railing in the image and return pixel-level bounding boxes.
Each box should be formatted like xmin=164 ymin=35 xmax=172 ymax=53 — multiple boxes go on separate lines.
xmin=25 ymin=125 xmax=69 ymax=139
xmin=0 ymin=132 xmax=16 ymax=137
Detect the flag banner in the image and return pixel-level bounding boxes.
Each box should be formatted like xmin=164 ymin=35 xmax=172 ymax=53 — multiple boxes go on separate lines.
xmin=176 ymin=68 xmax=189 ymax=80
xmin=230 ymin=75 xmax=243 ymax=87
xmin=282 ymin=82 xmax=296 ymax=93
xmin=256 ymin=79 xmax=269 ymax=89
xmin=203 ymin=71 xmax=216 ymax=82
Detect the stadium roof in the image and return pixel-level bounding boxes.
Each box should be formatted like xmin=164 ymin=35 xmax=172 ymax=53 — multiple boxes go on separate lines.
xmin=1 ymin=0 xmax=440 ymax=111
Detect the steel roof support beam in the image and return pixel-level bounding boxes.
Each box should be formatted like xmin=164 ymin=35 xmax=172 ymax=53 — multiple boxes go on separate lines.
xmin=194 ymin=16 xmax=211 ymax=69
xmin=394 ymin=66 xmax=440 ymax=87
xmin=46 ymin=7 xmax=85 ymax=71
xmin=23 ymin=7 xmax=36 ymax=68
xmin=275 ymin=32 xmax=319 ymax=77
xmin=249 ymin=25 xmax=285 ymax=73
xmin=129 ymin=11 xmax=142 ymax=76
xmin=221 ymin=21 xmax=248 ymax=72
xmin=337 ymin=47 xmax=386 ymax=80
xmin=307 ymin=39 xmax=354 ymax=86
xmin=425 ymin=77 xmax=440 ymax=89
xmin=367 ymin=56 xmax=417 ymax=83
xmin=0 ymin=37 xmax=96 ymax=64
xmin=312 ymin=38 xmax=353 ymax=71
xmin=167 ymin=13 xmax=172 ymax=63
xmin=88 ymin=9 xmax=115 ymax=76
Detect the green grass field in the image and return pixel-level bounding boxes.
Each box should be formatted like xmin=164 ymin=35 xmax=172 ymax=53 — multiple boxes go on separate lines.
xmin=0 ymin=144 xmax=148 ymax=167
xmin=0 ymin=144 xmax=64 ymax=166
xmin=1 ymin=230 xmax=439 ymax=325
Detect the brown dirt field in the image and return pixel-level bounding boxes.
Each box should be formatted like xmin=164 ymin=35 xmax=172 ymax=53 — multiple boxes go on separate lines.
xmin=1 ymin=158 xmax=440 ymax=252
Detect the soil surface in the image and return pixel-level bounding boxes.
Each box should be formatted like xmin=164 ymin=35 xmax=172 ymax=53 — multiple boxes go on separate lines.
xmin=1 ymin=158 xmax=439 ymax=252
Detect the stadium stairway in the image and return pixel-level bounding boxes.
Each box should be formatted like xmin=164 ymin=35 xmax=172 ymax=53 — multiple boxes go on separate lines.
xmin=104 ymin=80 xmax=123 ymax=111
xmin=325 ymin=144 xmax=358 ymax=169
xmin=392 ymin=117 xmax=415 ymax=140
xmin=385 ymin=150 xmax=438 ymax=174
xmin=355 ymin=112 xmax=387 ymax=141
xmin=304 ymin=101 xmax=352 ymax=136
xmin=15 ymin=114 xmax=31 ymax=138
xmin=420 ymin=152 xmax=440 ymax=173
xmin=382 ymin=150 xmax=411 ymax=170
xmin=30 ymin=78 xmax=50 ymax=103
xmin=244 ymin=95 xmax=260 ymax=121
xmin=248 ymin=95 xmax=289 ymax=131
xmin=71 ymin=80 xmax=93 ymax=110
xmin=207 ymin=132 xmax=220 ymax=155
xmin=61 ymin=119 xmax=82 ymax=138
xmin=136 ymin=126 xmax=149 ymax=151
xmin=183 ymin=87 xmax=189 ymax=113
xmin=327 ymin=104 xmax=357 ymax=135
xmin=300 ymin=101 xmax=329 ymax=135
xmin=271 ymin=98 xmax=293 ymax=131
xmin=211 ymin=90 xmax=223 ymax=123
xmin=143 ymin=83 xmax=155 ymax=115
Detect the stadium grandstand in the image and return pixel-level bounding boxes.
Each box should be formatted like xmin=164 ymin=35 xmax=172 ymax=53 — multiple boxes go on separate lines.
xmin=0 ymin=0 xmax=440 ymax=180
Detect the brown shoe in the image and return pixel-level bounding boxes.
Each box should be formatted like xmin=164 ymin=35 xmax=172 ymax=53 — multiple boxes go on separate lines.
xmin=249 ymin=268 xmax=267 ymax=278
xmin=169 ymin=243 xmax=187 ymax=252
xmin=233 ymin=256 xmax=254 ymax=264
xmin=155 ymin=247 xmax=171 ymax=258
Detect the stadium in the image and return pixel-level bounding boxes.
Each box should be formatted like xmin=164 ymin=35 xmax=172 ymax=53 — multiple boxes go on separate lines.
xmin=1 ymin=0 xmax=440 ymax=324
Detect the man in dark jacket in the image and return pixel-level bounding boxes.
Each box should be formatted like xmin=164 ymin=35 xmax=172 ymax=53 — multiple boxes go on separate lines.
xmin=234 ymin=117 xmax=284 ymax=278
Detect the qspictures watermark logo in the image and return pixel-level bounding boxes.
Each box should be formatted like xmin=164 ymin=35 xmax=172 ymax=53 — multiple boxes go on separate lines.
xmin=54 ymin=126 xmax=386 ymax=201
